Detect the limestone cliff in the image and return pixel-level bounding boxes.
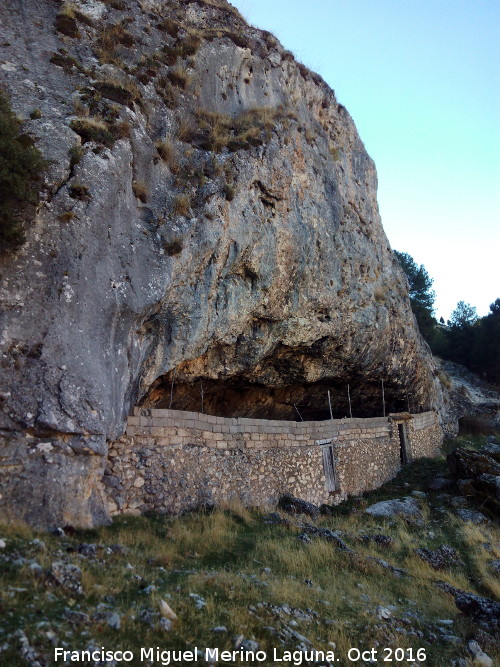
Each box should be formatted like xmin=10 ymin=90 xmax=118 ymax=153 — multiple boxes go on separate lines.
xmin=0 ymin=0 xmax=448 ymax=527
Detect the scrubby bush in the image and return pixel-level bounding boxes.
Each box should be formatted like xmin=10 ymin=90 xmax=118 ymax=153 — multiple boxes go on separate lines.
xmin=0 ymin=90 xmax=46 ymax=249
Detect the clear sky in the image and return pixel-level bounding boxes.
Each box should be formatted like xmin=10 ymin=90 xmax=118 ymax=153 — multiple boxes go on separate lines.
xmin=231 ymin=0 xmax=500 ymax=319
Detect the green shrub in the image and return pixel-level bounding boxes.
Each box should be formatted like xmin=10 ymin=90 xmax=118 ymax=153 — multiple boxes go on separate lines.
xmin=0 ymin=90 xmax=46 ymax=249
xmin=55 ymin=13 xmax=81 ymax=39
xmin=95 ymin=23 xmax=133 ymax=65
xmin=58 ymin=210 xmax=75 ymax=222
xmin=50 ymin=50 xmax=86 ymax=74
xmin=458 ymin=416 xmax=496 ymax=436
xmin=155 ymin=78 xmax=178 ymax=108
xmin=94 ymin=76 xmax=141 ymax=107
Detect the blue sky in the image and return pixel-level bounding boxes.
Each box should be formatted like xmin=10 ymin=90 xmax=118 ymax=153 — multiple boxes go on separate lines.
xmin=231 ymin=0 xmax=500 ymax=319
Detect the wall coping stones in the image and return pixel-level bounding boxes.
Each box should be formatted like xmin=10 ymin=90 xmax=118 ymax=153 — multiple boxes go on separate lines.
xmin=131 ymin=408 xmax=436 ymax=430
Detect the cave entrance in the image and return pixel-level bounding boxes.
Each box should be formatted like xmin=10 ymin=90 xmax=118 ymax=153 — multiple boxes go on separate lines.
xmin=398 ymin=423 xmax=410 ymax=464
xmin=141 ymin=373 xmax=411 ymax=421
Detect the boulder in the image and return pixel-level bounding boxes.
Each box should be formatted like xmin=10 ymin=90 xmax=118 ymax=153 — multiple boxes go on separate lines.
xmin=50 ymin=561 xmax=83 ymax=596
xmin=447 ymin=448 xmax=500 ymax=513
xmin=300 ymin=522 xmax=350 ymax=551
xmin=455 ymin=592 xmax=500 ymax=633
xmin=364 ymin=497 xmax=422 ymax=519
xmin=278 ymin=495 xmax=320 ymax=519
xmin=415 ymin=545 xmax=464 ymax=570
xmin=467 ymin=640 xmax=493 ymax=667
xmin=435 ymin=581 xmax=500 ymax=634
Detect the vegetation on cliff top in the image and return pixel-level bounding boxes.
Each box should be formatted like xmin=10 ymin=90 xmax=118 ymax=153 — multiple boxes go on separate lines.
xmin=396 ymin=250 xmax=500 ymax=385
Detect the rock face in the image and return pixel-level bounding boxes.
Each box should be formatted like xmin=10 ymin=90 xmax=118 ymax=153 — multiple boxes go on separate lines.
xmin=0 ymin=0 xmax=445 ymax=527
xmin=437 ymin=359 xmax=500 ymax=433
xmin=447 ymin=444 xmax=500 ymax=514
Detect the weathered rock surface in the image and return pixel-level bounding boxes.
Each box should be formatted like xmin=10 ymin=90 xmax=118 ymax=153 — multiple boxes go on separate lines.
xmin=437 ymin=359 xmax=500 ymax=432
xmin=435 ymin=581 xmax=500 ymax=634
xmin=365 ymin=497 xmax=422 ymax=520
xmin=415 ymin=545 xmax=464 ymax=570
xmin=447 ymin=447 xmax=500 ymax=513
xmin=0 ymin=0 xmax=445 ymax=527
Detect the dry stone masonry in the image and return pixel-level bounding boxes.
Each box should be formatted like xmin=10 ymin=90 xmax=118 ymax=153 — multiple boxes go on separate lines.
xmin=105 ymin=409 xmax=442 ymax=515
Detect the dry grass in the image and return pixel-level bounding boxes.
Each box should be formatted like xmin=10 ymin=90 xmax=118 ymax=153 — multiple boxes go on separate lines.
xmin=95 ymin=23 xmax=134 ymax=65
xmin=192 ymin=106 xmax=287 ymax=152
xmin=155 ymin=77 xmax=178 ymax=109
xmin=155 ymin=139 xmax=176 ymax=165
xmin=0 ymin=519 xmax=34 ymax=541
xmin=167 ymin=66 xmax=190 ymax=89
xmin=95 ymin=75 xmax=141 ymax=106
xmin=112 ymin=119 xmax=132 ymax=139
xmin=329 ymin=144 xmax=340 ymax=161
xmin=438 ymin=370 xmax=453 ymax=390
xmin=157 ymin=17 xmax=179 ymax=37
xmin=1 ymin=434 xmax=499 ymax=665
xmin=374 ymin=285 xmax=388 ymax=303
xmin=55 ymin=3 xmax=82 ymax=38
xmin=58 ymin=211 xmax=76 ymax=222
xmin=172 ymin=193 xmax=191 ymax=217
xmin=59 ymin=1 xmax=77 ymax=17
xmin=132 ymin=180 xmax=148 ymax=202
xmin=70 ymin=117 xmax=114 ymax=147
xmin=175 ymin=114 xmax=197 ymax=142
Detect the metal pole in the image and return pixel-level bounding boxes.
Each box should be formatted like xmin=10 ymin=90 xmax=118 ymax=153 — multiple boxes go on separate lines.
xmin=381 ymin=379 xmax=385 ymax=417
xmin=347 ymin=383 xmax=353 ymax=418
xmin=293 ymin=403 xmax=303 ymax=421
xmin=169 ymin=371 xmax=175 ymax=409
xmin=327 ymin=390 xmax=333 ymax=420
xmin=200 ymin=380 xmax=204 ymax=414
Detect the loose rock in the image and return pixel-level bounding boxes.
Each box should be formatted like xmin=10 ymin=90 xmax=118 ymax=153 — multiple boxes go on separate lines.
xmin=365 ymin=497 xmax=422 ymax=519
xmin=415 ymin=545 xmax=464 ymax=570
xmin=278 ymin=495 xmax=320 ymax=519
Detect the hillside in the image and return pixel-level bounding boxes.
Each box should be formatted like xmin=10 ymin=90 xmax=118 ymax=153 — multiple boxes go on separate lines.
xmin=0 ymin=433 xmax=498 ymax=666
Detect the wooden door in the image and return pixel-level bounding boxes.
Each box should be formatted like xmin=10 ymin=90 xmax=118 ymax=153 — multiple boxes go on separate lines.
xmin=321 ymin=444 xmax=338 ymax=492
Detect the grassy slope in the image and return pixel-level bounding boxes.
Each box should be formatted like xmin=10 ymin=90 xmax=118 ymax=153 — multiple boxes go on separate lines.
xmin=0 ymin=434 xmax=498 ymax=666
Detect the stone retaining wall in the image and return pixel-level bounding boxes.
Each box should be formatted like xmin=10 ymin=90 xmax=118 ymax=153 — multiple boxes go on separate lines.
xmin=407 ymin=412 xmax=443 ymax=459
xmin=105 ymin=410 xmax=442 ymax=516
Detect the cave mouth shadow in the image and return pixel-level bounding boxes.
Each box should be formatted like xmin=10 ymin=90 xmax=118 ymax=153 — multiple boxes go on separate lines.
xmin=140 ymin=376 xmax=416 ymax=421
